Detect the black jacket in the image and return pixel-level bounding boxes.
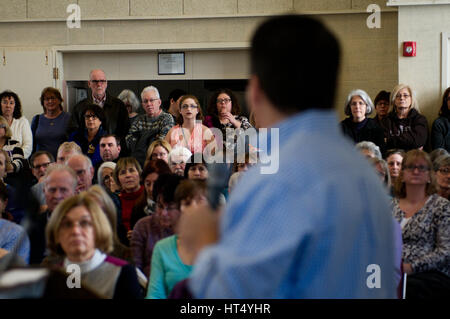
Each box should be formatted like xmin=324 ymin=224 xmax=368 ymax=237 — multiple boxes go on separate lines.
xmin=68 ymin=93 xmax=130 ymax=150
xmin=380 ymin=108 xmax=428 ymax=151
xmin=340 ymin=117 xmax=386 ymax=154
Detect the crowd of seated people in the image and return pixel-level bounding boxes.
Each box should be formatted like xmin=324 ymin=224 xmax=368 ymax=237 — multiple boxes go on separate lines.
xmin=1 ymin=75 xmax=450 ymax=299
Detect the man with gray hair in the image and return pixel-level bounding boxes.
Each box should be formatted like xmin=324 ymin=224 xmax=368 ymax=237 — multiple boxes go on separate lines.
xmin=28 ymin=164 xmax=77 ymax=264
xmin=168 ymin=146 xmax=192 ymax=176
xmin=68 ymin=69 xmax=130 ymax=147
xmin=66 ymin=154 xmax=95 ymax=194
xmin=125 ymin=86 xmax=174 ymax=166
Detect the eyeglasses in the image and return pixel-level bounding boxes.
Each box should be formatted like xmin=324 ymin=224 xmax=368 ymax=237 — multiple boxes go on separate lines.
xmin=156 ymin=202 xmax=178 ymax=212
xmin=217 ymin=98 xmax=231 ymax=104
xmin=33 ymin=162 xmax=51 ymax=170
xmin=91 ymin=80 xmax=107 ymax=84
xmin=84 ymin=114 xmax=98 ymax=120
xmin=44 ymin=96 xmax=58 ymax=102
xmin=143 ymin=98 xmax=159 ymax=104
xmin=395 ymin=94 xmax=411 ymax=99
xmin=60 ymin=218 xmax=93 ymax=230
xmin=181 ymin=104 xmax=198 ymax=110
xmin=438 ymin=167 xmax=450 ymax=174
xmin=403 ymin=165 xmax=429 ymax=172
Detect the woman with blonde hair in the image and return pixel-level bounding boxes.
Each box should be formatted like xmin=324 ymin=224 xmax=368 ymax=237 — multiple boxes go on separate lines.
xmin=144 ymin=139 xmax=172 ymax=167
xmin=45 ymin=193 xmax=142 ymax=298
xmin=391 ymin=149 xmax=450 ymax=298
xmin=380 ymin=84 xmax=428 ymax=151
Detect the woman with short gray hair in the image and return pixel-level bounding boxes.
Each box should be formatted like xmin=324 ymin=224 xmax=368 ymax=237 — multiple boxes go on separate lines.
xmin=433 ymin=154 xmax=450 ymax=200
xmin=340 ymin=89 xmax=385 ymax=154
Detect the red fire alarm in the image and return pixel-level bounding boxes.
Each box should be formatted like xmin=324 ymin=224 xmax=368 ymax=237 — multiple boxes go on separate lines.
xmin=403 ymin=41 xmax=416 ymax=57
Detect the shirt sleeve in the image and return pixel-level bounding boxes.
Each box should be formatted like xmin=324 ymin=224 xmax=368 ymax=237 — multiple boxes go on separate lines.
xmin=130 ymin=221 xmax=145 ymax=274
xmin=410 ymin=200 xmax=450 ymax=274
xmin=146 ymin=242 xmax=168 ymax=299
xmin=431 ymin=118 xmax=447 ymax=150
xmin=20 ymin=117 xmax=33 ymax=159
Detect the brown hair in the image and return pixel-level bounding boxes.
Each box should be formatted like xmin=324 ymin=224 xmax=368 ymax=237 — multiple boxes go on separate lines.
xmin=176 ymin=95 xmax=204 ymax=125
xmin=113 ymin=157 xmax=142 ymax=187
xmin=40 ymin=87 xmax=64 ymax=112
xmin=394 ymin=149 xmax=438 ymax=198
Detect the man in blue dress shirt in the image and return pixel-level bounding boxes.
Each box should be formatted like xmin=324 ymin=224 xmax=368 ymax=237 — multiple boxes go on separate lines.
xmin=178 ymin=15 xmax=398 ymax=298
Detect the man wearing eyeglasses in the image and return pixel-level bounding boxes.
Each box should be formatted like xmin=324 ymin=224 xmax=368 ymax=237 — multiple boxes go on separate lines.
xmin=68 ymin=69 xmax=130 ymax=154
xmin=125 ymin=86 xmax=174 ymax=166
xmin=29 ymin=151 xmax=55 ymax=210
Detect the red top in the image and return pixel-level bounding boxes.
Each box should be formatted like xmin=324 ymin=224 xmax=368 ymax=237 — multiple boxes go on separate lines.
xmin=119 ymin=185 xmax=144 ymax=231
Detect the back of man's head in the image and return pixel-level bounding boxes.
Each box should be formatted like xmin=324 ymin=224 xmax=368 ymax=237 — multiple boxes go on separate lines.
xmin=251 ymin=15 xmax=340 ymax=114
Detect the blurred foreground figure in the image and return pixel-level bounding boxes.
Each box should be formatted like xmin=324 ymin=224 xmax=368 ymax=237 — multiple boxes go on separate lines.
xmin=178 ymin=14 xmax=398 ymax=298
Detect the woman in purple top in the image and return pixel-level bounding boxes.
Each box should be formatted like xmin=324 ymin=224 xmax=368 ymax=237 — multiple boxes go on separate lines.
xmin=31 ymin=87 xmax=70 ymax=160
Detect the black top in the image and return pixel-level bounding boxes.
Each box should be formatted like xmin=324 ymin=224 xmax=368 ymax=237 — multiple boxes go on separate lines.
xmin=340 ymin=117 xmax=386 ymax=154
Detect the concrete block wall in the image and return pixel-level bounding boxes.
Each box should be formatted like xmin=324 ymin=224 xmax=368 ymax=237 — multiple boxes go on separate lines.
xmin=0 ymin=0 xmax=398 ymax=122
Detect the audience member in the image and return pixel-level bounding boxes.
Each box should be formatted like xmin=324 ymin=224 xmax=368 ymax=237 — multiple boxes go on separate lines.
xmin=340 ymin=89 xmax=385 ymax=153
xmin=184 ymin=154 xmax=209 ymax=180
xmin=429 ymin=147 xmax=448 ymax=163
xmin=204 ymin=88 xmax=252 ymax=153
xmin=355 ymin=141 xmax=382 ymax=159
xmin=380 ymin=84 xmax=428 ymax=151
xmin=68 ymin=69 xmax=130 ymax=149
xmin=0 ymin=90 xmax=33 ymax=158
xmin=165 ymin=95 xmax=216 ymax=154
xmin=56 ymin=141 xmax=82 ymax=164
xmin=433 ymin=154 xmax=450 ymax=200
xmin=369 ymin=157 xmax=392 ymax=192
xmin=0 ymin=180 xmax=30 ymax=264
xmin=114 ymin=157 xmax=144 ymax=234
xmin=0 ymin=115 xmax=27 ymax=174
xmin=146 ymin=179 xmax=207 ymax=298
xmin=31 ymin=87 xmax=70 ymax=159
xmin=144 ymin=139 xmax=172 ymax=167
xmin=66 ymin=154 xmax=94 ymax=194
xmin=28 ymin=164 xmax=77 ymax=265
xmin=125 ymin=86 xmax=174 ymax=166
xmin=168 ymin=146 xmax=192 ymax=176
xmin=431 ymin=87 xmax=450 ymax=153
xmin=29 ymin=150 xmax=55 ymax=208
xmin=97 ymin=161 xmax=120 ymax=194
xmin=373 ymin=90 xmax=390 ymax=124
xmin=385 ymin=149 xmax=406 ymax=187
xmin=68 ymin=104 xmax=107 ymax=168
xmin=166 ymin=89 xmax=187 ymax=122
xmin=45 ymin=193 xmax=142 ymax=299
xmin=130 ymin=174 xmax=183 ymax=278
xmin=130 ymin=159 xmax=171 ymax=230
xmin=118 ymin=89 xmax=141 ymax=127
xmin=391 ymin=149 xmax=450 ymax=298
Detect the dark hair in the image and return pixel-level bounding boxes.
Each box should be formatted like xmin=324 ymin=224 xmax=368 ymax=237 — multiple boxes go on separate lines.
xmin=374 ymin=90 xmax=390 ymax=107
xmin=384 ymin=148 xmax=406 ymax=160
xmin=29 ymin=150 xmax=55 ymax=167
xmin=0 ymin=90 xmax=23 ymax=119
xmin=250 ymin=15 xmax=340 ymax=114
xmin=82 ymin=103 xmax=107 ymax=128
xmin=207 ymin=88 xmax=241 ymax=117
xmin=133 ymin=159 xmax=172 ymax=210
xmin=40 ymin=87 xmax=64 ymax=112
xmin=100 ymin=134 xmax=120 ymax=146
xmin=141 ymin=159 xmax=172 ymax=183
xmin=184 ymin=153 xmax=208 ymax=179
xmin=174 ymin=179 xmax=207 ymax=209
xmin=152 ymin=173 xmax=184 ymax=204
xmin=439 ymin=87 xmax=450 ymax=117
xmin=168 ymin=89 xmax=187 ymax=103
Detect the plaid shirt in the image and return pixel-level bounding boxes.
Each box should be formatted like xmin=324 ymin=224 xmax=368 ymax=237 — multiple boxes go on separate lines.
xmin=125 ymin=111 xmax=174 ymax=150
